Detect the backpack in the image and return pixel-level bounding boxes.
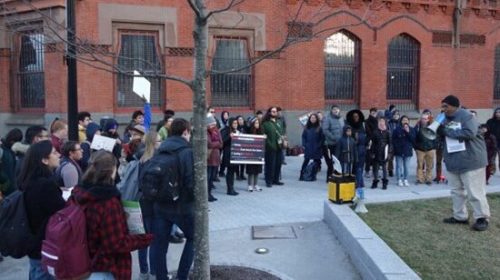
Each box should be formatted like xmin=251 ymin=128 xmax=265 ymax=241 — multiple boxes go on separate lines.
xmin=117 ymin=159 xmax=141 ymax=201
xmin=303 ymin=161 xmax=319 ymax=182
xmin=0 ymin=190 xmax=38 ymax=258
xmin=41 ymin=199 xmax=91 ymax=279
xmin=139 ymin=149 xmax=183 ymax=203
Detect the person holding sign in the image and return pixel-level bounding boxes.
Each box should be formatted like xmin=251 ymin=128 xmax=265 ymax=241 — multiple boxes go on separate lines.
xmin=246 ymin=117 xmax=264 ymax=192
xmin=221 ymin=118 xmax=240 ymax=196
xmin=439 ymin=95 xmax=491 ymax=231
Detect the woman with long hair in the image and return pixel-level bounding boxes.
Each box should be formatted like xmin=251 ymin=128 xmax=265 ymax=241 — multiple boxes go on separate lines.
xmin=18 ymin=140 xmax=65 ymax=280
xmin=246 ymin=118 xmax=264 ymax=191
xmin=221 ymin=118 xmax=240 ymax=196
xmin=300 ymin=114 xmax=324 ymax=181
xmin=72 ymin=150 xmax=153 ymax=280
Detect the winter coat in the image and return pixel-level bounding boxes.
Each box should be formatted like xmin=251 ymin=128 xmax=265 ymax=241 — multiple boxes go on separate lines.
xmin=335 ymin=133 xmax=357 ymax=165
xmin=72 ymin=184 xmax=152 ymax=280
xmin=440 ymin=108 xmax=488 ymax=173
xmin=0 ymin=145 xmax=16 ymax=196
xmin=345 ymin=110 xmax=367 ymax=163
xmin=414 ymin=123 xmax=436 ymax=151
xmin=207 ymin=128 xmax=223 ymax=167
xmin=12 ymin=142 xmax=29 ymax=180
xmin=157 ymin=136 xmax=195 ymax=212
xmin=365 ymin=115 xmax=378 ymax=140
xmin=302 ymin=127 xmax=325 ymax=160
xmin=246 ymin=128 xmax=264 ymax=175
xmin=220 ymin=126 xmax=233 ymax=166
xmin=392 ymin=125 xmax=415 ymax=157
xmin=486 ymin=108 xmax=500 ymax=148
xmin=322 ymin=112 xmax=344 ymax=145
xmin=371 ymin=129 xmax=392 ymax=162
xmin=50 ymin=135 xmax=64 ymax=154
xmin=484 ymin=132 xmax=497 ymax=165
xmin=262 ymin=119 xmax=284 ymax=151
xmin=22 ymin=176 xmax=66 ymax=259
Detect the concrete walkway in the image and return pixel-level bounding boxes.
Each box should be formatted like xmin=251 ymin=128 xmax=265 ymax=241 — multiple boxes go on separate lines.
xmin=1 ymin=154 xmax=499 ymax=279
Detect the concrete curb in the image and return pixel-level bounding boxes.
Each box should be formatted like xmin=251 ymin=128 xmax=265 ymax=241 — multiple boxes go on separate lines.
xmin=323 ymin=201 xmax=421 ymax=280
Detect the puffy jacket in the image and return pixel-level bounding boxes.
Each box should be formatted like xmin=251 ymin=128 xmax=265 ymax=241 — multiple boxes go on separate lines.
xmin=322 ymin=112 xmax=344 ymax=145
xmin=302 ymin=126 xmax=324 ymax=160
xmin=371 ymin=129 xmax=392 ymax=162
xmin=207 ymin=128 xmax=222 ymax=167
xmin=441 ymin=108 xmax=488 ymax=173
xmin=392 ymin=125 xmax=415 ymax=157
xmin=335 ymin=127 xmax=357 ymax=165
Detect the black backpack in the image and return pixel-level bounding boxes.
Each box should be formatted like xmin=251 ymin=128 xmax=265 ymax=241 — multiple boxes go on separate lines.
xmin=139 ymin=149 xmax=183 ymax=203
xmin=0 ymin=190 xmax=38 ymax=258
xmin=303 ymin=161 xmax=319 ymax=182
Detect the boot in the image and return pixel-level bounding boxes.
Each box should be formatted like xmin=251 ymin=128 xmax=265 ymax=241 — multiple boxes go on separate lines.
xmin=371 ymin=180 xmax=379 ymax=189
xmin=388 ymin=170 xmax=393 ymax=177
xmin=299 ymin=170 xmax=304 ymax=181
xmin=227 ymin=186 xmax=239 ymax=196
xmin=382 ymin=179 xmax=388 ymax=190
xmin=208 ymin=193 xmax=217 ymax=202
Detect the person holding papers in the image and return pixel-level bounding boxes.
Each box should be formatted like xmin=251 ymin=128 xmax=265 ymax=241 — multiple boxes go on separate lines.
xmin=440 ymin=95 xmax=491 ymax=231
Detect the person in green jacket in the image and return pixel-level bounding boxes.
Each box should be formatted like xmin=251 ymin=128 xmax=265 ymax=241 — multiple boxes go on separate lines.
xmin=262 ymin=106 xmax=285 ymax=188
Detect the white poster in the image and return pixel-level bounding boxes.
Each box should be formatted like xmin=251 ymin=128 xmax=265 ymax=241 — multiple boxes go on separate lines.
xmin=133 ymin=70 xmax=151 ymax=103
xmin=90 ymin=134 xmax=117 ymax=152
xmin=446 ymin=122 xmax=466 ymax=153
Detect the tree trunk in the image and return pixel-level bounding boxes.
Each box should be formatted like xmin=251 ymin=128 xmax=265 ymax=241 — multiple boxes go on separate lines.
xmin=192 ymin=1 xmax=211 ymax=279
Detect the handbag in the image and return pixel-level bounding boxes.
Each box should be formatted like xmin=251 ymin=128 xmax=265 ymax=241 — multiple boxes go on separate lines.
xmin=276 ymin=129 xmax=288 ymax=149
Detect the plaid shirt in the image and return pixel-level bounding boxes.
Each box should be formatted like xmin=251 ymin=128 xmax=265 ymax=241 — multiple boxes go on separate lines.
xmin=73 ymin=186 xmax=152 ymax=280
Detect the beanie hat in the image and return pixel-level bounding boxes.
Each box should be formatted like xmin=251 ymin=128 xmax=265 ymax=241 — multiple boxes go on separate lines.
xmin=104 ymin=119 xmax=118 ymax=132
xmin=441 ymin=95 xmax=460 ymax=108
xmin=206 ymin=115 xmax=216 ymax=126
xmin=86 ymin=122 xmax=101 ymax=142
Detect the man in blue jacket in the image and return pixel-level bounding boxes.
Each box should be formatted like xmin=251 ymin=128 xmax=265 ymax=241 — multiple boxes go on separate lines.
xmin=440 ymin=95 xmax=490 ymax=231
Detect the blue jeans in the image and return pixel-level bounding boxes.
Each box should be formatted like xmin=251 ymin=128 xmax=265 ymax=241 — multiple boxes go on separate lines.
xmin=395 ymin=156 xmax=410 ymax=180
xmin=152 ymin=204 xmax=194 ymax=280
xmin=86 ymin=272 xmax=115 ymax=280
xmin=355 ymin=159 xmax=365 ymax=189
xmin=29 ymin=258 xmax=55 ymax=280
xmin=138 ymin=215 xmax=154 ymax=274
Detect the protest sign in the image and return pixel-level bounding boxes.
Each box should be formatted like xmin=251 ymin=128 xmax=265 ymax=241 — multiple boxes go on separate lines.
xmin=230 ymin=134 xmax=266 ymax=165
xmin=133 ymin=70 xmax=151 ymax=103
xmin=90 ymin=134 xmax=116 ymax=152
xmin=122 ymin=200 xmax=145 ymax=235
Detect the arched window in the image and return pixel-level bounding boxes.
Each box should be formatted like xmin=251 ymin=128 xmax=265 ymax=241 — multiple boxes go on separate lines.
xmin=324 ymin=31 xmax=360 ymax=103
xmin=387 ymin=34 xmax=420 ymax=103
xmin=494 ymin=45 xmax=500 ymax=100
xmin=210 ymin=37 xmax=252 ymax=107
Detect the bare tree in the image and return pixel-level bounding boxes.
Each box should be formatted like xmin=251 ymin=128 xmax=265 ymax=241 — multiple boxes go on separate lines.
xmin=1 ymin=0 xmax=372 ymax=278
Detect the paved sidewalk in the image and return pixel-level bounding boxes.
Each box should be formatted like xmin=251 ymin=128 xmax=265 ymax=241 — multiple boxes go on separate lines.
xmin=1 ymin=154 xmax=498 ymax=279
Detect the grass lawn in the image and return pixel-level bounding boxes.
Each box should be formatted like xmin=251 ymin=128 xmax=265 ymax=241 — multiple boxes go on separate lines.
xmin=358 ymin=194 xmax=500 ymax=280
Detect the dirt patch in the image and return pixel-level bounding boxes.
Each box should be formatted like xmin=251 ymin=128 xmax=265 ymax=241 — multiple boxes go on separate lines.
xmin=192 ymin=265 xmax=282 ymax=280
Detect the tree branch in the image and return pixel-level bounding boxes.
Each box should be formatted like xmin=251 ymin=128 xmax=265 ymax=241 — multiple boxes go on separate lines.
xmin=186 ymin=0 xmax=202 ymax=19
xmin=204 ymin=0 xmax=246 ymax=21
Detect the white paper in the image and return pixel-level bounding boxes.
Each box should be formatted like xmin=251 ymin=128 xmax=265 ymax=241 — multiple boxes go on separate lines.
xmin=133 ymin=70 xmax=151 ymax=103
xmin=332 ymin=155 xmax=342 ymax=174
xmin=446 ymin=122 xmax=466 ymax=153
xmin=122 ymin=201 xmax=145 ymax=235
xmin=90 ymin=134 xmax=117 ymax=152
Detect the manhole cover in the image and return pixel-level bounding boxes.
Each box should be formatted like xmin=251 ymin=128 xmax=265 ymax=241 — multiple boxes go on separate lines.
xmin=252 ymin=225 xmax=297 ymax=240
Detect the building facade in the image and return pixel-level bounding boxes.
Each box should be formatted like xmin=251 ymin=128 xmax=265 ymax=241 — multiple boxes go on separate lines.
xmin=1 ymin=0 xmax=500 ymax=142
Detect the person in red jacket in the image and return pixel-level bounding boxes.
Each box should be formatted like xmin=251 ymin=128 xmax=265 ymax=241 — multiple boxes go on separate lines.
xmin=72 ymin=150 xmax=153 ymax=280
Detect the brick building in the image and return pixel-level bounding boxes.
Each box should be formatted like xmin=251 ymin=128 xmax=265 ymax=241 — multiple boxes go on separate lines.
xmin=1 ymin=0 xmax=500 ymax=143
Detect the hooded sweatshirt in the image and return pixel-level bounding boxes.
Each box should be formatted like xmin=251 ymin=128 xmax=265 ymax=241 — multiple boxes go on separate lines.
xmin=72 ymin=184 xmax=152 ymax=280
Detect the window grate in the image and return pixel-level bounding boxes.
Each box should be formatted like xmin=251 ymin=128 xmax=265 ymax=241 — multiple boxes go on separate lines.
xmin=18 ymin=33 xmax=45 ymax=108
xmin=210 ymin=38 xmax=252 ymax=107
xmin=494 ymin=45 xmax=500 ymax=100
xmin=116 ymin=32 xmax=163 ymax=107
xmin=387 ymin=34 xmax=420 ymax=101
xmin=324 ymin=31 xmax=360 ymax=102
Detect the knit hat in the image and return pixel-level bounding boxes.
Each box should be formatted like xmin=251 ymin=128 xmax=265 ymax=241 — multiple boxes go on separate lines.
xmin=441 ymin=95 xmax=460 ymax=108
xmin=86 ymin=122 xmax=101 ymax=142
xmin=130 ymin=124 xmax=146 ymax=135
xmin=206 ymin=115 xmax=217 ymax=126
xmin=103 ymin=119 xmax=118 ymax=132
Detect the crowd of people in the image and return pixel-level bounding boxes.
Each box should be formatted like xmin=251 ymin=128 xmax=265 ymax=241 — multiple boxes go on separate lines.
xmin=0 ymin=95 xmax=496 ymax=279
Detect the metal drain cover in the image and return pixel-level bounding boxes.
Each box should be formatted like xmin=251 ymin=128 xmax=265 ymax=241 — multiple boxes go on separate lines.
xmin=252 ymin=225 xmax=297 ymax=240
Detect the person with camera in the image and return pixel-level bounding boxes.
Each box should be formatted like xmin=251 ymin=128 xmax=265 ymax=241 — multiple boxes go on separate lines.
xmin=440 ymin=95 xmax=490 ymax=231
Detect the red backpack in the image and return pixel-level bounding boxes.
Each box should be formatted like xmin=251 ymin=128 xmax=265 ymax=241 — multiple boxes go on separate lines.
xmin=41 ymin=199 xmax=91 ymax=279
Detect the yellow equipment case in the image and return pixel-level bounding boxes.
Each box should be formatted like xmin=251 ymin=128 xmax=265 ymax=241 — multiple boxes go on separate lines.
xmin=328 ymin=175 xmax=356 ymax=204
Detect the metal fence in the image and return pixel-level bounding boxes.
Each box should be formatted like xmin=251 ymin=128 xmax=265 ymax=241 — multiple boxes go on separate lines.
xmin=210 ymin=38 xmax=252 ymax=107
xmin=386 ymin=34 xmax=420 ymax=102
xmin=324 ymin=31 xmax=360 ymax=103
xmin=18 ymin=33 xmax=45 ymax=108
xmin=116 ymin=32 xmax=162 ymax=107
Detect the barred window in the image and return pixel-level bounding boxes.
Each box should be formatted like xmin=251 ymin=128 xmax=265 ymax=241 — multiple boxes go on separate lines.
xmin=116 ymin=32 xmax=162 ymax=107
xmin=324 ymin=31 xmax=360 ymax=102
xmin=387 ymin=34 xmax=420 ymax=101
xmin=494 ymin=45 xmax=500 ymax=100
xmin=18 ymin=33 xmax=45 ymax=108
xmin=210 ymin=38 xmax=252 ymax=107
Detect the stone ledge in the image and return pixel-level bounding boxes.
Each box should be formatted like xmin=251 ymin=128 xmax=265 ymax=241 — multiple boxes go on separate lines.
xmin=323 ymin=201 xmax=421 ymax=280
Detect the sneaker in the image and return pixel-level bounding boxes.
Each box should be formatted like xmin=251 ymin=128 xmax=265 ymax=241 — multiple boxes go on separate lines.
xmin=169 ymin=235 xmax=184 ymax=244
xmin=425 ymin=181 xmax=432 ymax=185
xmin=403 ymin=179 xmax=410 ymax=187
xmin=472 ymin=218 xmax=489 ymax=231
xmin=415 ymin=180 xmax=423 ymax=185
xmin=248 ymin=186 xmax=254 ymax=192
xmin=208 ymin=194 xmax=218 ymax=202
xmin=443 ymin=217 xmax=469 ymax=224
xmin=398 ymin=179 xmax=403 ymax=187
xmin=254 ymin=185 xmax=262 ymax=191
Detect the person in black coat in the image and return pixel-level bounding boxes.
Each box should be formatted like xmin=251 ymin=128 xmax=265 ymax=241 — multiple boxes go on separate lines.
xmin=221 ymin=118 xmax=240 ymax=195
xmin=486 ymin=107 xmax=500 ymax=171
xmin=300 ymin=114 xmax=325 ymax=181
xmin=335 ymin=125 xmax=357 ymax=176
xmin=246 ymin=117 xmax=264 ymax=191
xmin=392 ymin=115 xmax=416 ymax=187
xmin=18 ymin=140 xmax=65 ymax=279
xmin=346 ymin=109 xmax=368 ymax=196
xmin=364 ymin=108 xmax=379 ymax=176
xmin=370 ymin=117 xmax=392 ymax=190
